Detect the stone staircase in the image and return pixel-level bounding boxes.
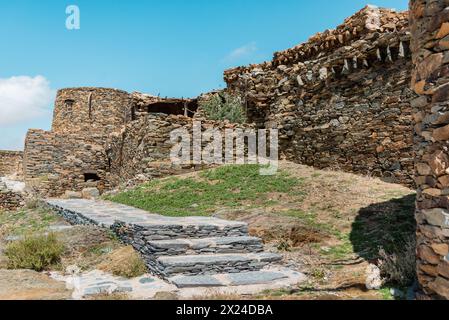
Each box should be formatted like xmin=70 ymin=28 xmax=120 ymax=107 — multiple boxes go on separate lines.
xmin=46 ymin=199 xmax=288 ymax=287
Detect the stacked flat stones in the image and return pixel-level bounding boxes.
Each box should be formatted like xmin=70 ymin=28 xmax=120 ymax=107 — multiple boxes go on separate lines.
xmin=46 ymin=199 xmax=282 ymax=282
xmin=224 ymin=5 xmax=415 ymax=187
xmin=0 ymin=182 xmax=24 ymax=211
xmin=410 ymin=0 xmax=449 ymax=300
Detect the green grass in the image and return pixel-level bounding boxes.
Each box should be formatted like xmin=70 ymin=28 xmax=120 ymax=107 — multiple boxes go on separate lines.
xmin=107 ymin=165 xmax=304 ymax=217
xmin=0 ymin=207 xmax=60 ymax=237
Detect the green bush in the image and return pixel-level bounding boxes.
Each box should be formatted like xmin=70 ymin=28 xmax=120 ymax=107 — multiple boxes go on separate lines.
xmin=5 ymin=233 xmax=65 ymax=271
xmin=200 ymin=92 xmax=247 ymax=124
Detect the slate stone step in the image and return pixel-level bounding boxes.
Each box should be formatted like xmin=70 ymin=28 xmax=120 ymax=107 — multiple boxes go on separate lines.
xmin=144 ymin=236 xmax=264 ymax=256
xmin=149 ymin=252 xmax=283 ymax=278
xmin=168 ymin=270 xmax=294 ymax=288
xmin=45 ymin=199 xmax=249 ymax=241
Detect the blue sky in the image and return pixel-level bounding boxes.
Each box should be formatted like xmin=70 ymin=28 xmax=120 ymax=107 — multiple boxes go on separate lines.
xmin=0 ymin=0 xmax=408 ymax=150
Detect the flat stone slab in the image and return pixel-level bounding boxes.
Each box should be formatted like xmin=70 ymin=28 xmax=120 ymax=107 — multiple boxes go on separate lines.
xmin=169 ymin=275 xmax=223 ymax=288
xmin=157 ymin=252 xmax=282 ymax=267
xmin=50 ymin=268 xmax=307 ymax=299
xmin=46 ymin=199 xmax=247 ymax=229
xmin=147 ymin=236 xmax=263 ymax=254
xmin=226 ymin=271 xmax=288 ymax=286
xmin=169 ymin=270 xmax=298 ymax=288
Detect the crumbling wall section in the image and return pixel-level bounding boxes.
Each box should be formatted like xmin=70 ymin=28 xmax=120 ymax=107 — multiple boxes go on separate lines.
xmin=224 ymin=6 xmax=416 ymax=186
xmin=0 ymin=151 xmax=23 ymax=177
xmin=106 ymin=114 xmax=255 ymax=187
xmin=410 ymin=0 xmax=449 ymax=300
xmin=23 ymin=129 xmax=111 ymax=197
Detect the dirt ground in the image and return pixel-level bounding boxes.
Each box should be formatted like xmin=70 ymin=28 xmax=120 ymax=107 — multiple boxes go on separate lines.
xmin=0 ymin=161 xmax=415 ymax=300
xmin=214 ymin=161 xmax=415 ymax=300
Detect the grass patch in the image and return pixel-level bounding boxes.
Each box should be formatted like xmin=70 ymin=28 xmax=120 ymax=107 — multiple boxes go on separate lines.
xmin=4 ymin=233 xmax=65 ymax=272
xmin=0 ymin=207 xmax=60 ymax=238
xmin=107 ymin=165 xmax=303 ymax=217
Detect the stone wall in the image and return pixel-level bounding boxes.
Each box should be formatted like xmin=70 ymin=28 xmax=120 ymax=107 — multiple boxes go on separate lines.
xmin=410 ymin=0 xmax=449 ymax=300
xmin=0 ymin=190 xmax=24 ymax=211
xmin=224 ymin=6 xmax=416 ymax=186
xmin=23 ymin=129 xmax=111 ymax=197
xmin=106 ymin=114 xmax=255 ymax=187
xmin=0 ymin=151 xmax=23 ymax=177
xmin=52 ymin=87 xmax=133 ymax=136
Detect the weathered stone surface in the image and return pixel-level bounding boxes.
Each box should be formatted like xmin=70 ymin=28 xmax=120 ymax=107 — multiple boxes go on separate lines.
xmin=169 ymin=275 xmax=223 ymax=288
xmin=437 ymin=261 xmax=449 ymax=279
xmin=81 ymin=188 xmax=100 ymax=200
xmin=0 ymin=151 xmax=23 ymax=178
xmin=226 ymin=271 xmax=288 ymax=286
xmin=224 ymin=6 xmax=414 ymax=186
xmin=155 ymin=253 xmax=282 ymax=277
xmin=422 ymin=208 xmax=449 ymax=229
xmin=428 ymin=151 xmax=449 ymax=176
xmin=431 ymin=243 xmax=449 ymax=256
xmin=412 ymin=1 xmax=449 ymax=298
xmin=418 ymin=245 xmax=442 ymax=265
xmin=63 ymin=191 xmax=82 ymax=199
xmin=45 ymin=199 xmax=284 ymax=281
xmin=432 ymin=124 xmax=449 ymax=141
xmin=417 ymin=163 xmax=432 ymax=175
xmin=428 ymin=277 xmax=449 ymax=299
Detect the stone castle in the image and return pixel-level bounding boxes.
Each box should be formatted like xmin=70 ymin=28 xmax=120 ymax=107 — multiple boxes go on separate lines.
xmin=1 ymin=3 xmax=449 ymax=299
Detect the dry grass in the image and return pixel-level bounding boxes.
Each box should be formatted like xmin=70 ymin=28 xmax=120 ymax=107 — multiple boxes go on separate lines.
xmin=4 ymin=233 xmax=65 ymax=272
xmin=97 ymin=246 xmax=147 ymax=278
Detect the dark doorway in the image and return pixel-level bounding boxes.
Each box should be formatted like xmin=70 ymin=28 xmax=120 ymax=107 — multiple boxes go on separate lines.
xmin=84 ymin=172 xmax=101 ymax=182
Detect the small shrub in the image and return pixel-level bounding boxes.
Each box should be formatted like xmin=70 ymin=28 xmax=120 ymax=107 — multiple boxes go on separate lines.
xmin=5 ymin=233 xmax=64 ymax=271
xmin=25 ymin=198 xmax=41 ymax=210
xmin=97 ymin=246 xmax=147 ymax=278
xmin=200 ymin=92 xmax=247 ymax=124
xmin=378 ymin=235 xmax=416 ymax=287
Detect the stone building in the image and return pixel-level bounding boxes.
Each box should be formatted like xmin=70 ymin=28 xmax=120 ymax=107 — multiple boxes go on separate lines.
xmin=5 ymin=3 xmax=448 ymax=298
xmin=22 ymin=88 xmax=202 ymax=197
xmin=224 ymin=6 xmax=416 ymax=186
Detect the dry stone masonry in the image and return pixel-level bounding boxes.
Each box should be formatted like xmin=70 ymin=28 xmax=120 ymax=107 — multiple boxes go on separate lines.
xmin=224 ymin=6 xmax=416 ymax=186
xmin=10 ymin=3 xmax=449 ymax=298
xmin=0 ymin=151 xmax=23 ymax=177
xmin=410 ymin=0 xmax=449 ymax=300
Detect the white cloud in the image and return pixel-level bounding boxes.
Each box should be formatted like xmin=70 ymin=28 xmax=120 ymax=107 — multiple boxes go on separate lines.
xmin=0 ymin=76 xmax=54 ymax=126
xmin=223 ymin=42 xmax=258 ymax=62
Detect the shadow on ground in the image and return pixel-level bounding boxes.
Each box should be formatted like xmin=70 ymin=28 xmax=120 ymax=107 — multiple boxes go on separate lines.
xmin=350 ymin=194 xmax=416 ymax=262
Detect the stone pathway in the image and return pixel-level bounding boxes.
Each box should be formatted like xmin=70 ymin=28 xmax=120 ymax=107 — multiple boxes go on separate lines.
xmin=46 ymin=199 xmax=305 ymax=293
xmin=49 ymin=268 xmax=305 ymax=299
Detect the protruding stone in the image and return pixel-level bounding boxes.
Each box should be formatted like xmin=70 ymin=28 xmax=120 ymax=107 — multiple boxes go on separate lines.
xmin=428 ymin=151 xmax=449 ymax=176
xmin=422 ymin=208 xmax=449 ymax=229
xmin=431 ymin=243 xmax=449 ymax=256
xmin=81 ymin=188 xmax=100 ymax=199
xmin=432 ymin=124 xmax=449 ymax=141
xmin=436 ymin=22 xmax=449 ymax=39
xmin=418 ymin=245 xmax=442 ymax=265
xmin=417 ymin=163 xmax=432 ymax=176
xmin=428 ymin=277 xmax=449 ymax=299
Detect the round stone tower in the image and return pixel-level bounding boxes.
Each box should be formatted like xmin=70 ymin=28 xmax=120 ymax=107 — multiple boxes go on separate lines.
xmin=52 ymin=87 xmax=133 ymax=136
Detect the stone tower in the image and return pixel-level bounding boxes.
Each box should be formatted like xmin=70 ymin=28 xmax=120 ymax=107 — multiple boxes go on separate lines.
xmin=52 ymin=87 xmax=133 ymax=136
